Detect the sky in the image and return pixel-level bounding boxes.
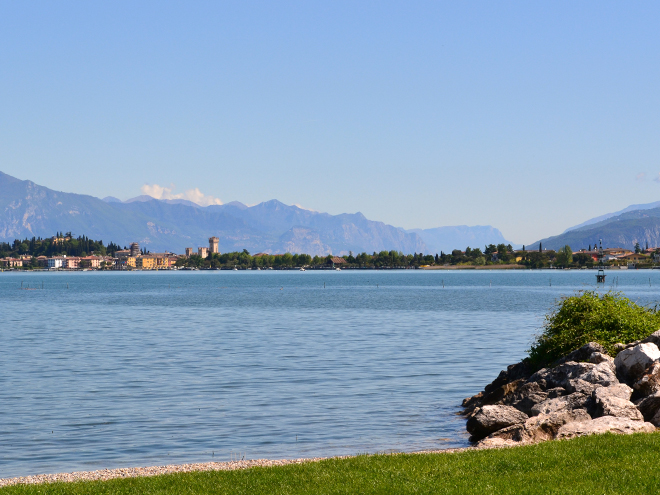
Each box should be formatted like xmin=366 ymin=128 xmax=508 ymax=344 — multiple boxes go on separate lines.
xmin=1 ymin=1 xmax=659 ymax=244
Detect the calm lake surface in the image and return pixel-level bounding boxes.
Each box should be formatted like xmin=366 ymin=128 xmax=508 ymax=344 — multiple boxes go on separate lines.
xmin=1 ymin=269 xmax=659 ymax=477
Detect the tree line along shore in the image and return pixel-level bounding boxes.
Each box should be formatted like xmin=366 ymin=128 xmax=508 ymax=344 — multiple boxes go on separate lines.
xmin=2 ymin=233 xmax=658 ymax=270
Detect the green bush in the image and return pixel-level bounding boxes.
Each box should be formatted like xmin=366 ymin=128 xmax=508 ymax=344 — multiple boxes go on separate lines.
xmin=528 ymin=291 xmax=660 ymax=366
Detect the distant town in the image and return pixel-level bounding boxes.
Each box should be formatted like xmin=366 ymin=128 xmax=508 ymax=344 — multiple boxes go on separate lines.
xmin=1 ymin=233 xmax=659 ymax=270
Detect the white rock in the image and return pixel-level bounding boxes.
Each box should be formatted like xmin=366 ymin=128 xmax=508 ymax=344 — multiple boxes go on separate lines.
xmin=592 ymin=386 xmax=642 ymax=421
xmin=530 ymin=392 xmax=590 ymax=416
xmin=475 ymin=437 xmax=519 ymax=448
xmin=614 ymin=343 xmax=660 ymax=381
xmin=556 ymin=416 xmax=655 ymax=439
xmin=597 ymin=383 xmax=633 ymax=401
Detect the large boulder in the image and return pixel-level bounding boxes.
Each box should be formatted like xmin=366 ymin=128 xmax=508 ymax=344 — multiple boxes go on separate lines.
xmin=461 ymin=379 xmax=526 ymax=415
xmin=481 ymin=379 xmax=526 ymax=407
xmin=466 ymin=405 xmax=528 ymax=441
xmin=555 ymin=342 xmax=607 ymax=365
xmin=528 ymin=361 xmax=618 ymax=390
xmin=632 ymin=362 xmax=660 ymax=399
xmin=475 ymin=437 xmax=519 ymax=449
xmin=480 ymin=409 xmax=592 ymax=446
xmin=597 ymin=383 xmax=632 ymax=400
xmin=636 ymin=393 xmax=660 ymax=426
xmin=506 ymin=382 xmax=549 ymax=415
xmin=483 ymin=362 xmax=533 ymax=397
xmin=463 ymin=362 xmax=533 ymax=414
xmin=614 ymin=343 xmax=660 ymax=382
xmin=592 ymin=385 xmax=642 ymax=421
xmin=530 ymin=392 xmax=591 ymax=417
xmin=556 ymin=416 xmax=655 ymax=439
xmin=564 ymin=378 xmax=599 ymax=396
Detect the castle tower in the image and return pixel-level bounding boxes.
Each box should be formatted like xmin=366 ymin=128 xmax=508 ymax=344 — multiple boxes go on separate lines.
xmin=130 ymin=242 xmax=140 ymax=257
xmin=209 ymin=236 xmax=219 ymax=254
xmin=185 ymin=247 xmax=193 ymax=257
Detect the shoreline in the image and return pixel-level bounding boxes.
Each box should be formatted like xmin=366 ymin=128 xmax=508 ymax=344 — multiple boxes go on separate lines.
xmin=0 ymin=447 xmax=476 ymax=488
xmin=421 ymin=264 xmax=526 ymax=270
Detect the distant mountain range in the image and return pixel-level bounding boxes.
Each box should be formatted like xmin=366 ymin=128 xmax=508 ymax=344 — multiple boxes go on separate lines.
xmin=0 ymin=171 xmax=515 ymax=255
xmin=562 ymin=200 xmax=660 ymax=233
xmin=532 ymin=200 xmax=660 ymax=251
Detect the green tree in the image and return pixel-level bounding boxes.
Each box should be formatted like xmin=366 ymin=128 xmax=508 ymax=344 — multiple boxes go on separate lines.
xmin=496 ymin=243 xmax=510 ymax=263
xmin=555 ymin=245 xmax=573 ymax=267
xmin=635 ymin=242 xmax=642 ymax=254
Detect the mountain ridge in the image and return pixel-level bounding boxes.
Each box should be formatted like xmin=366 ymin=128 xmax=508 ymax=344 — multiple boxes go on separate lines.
xmin=0 ymin=171 xmax=515 ymax=256
xmin=0 ymin=172 xmax=425 ymax=255
xmin=532 ymin=205 xmax=660 ymax=251
xmin=563 ymin=200 xmax=660 ymax=233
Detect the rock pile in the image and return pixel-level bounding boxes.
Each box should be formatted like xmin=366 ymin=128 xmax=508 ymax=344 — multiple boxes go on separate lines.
xmin=461 ymin=332 xmax=660 ymax=447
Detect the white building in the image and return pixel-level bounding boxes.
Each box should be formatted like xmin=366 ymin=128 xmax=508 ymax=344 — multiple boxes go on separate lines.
xmin=48 ymin=257 xmax=64 ymax=269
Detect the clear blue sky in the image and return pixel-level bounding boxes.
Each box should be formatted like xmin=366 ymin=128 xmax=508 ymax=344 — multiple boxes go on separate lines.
xmin=1 ymin=1 xmax=659 ymax=244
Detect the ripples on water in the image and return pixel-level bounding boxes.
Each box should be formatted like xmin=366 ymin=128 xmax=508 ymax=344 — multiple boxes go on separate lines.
xmin=1 ymin=269 xmax=659 ymax=477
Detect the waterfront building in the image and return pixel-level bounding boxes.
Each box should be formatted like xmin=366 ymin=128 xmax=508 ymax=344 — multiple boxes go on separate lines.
xmin=1 ymin=258 xmax=24 ymax=268
xmin=147 ymin=253 xmax=174 ymax=269
xmin=618 ymin=253 xmax=649 ymax=263
xmin=79 ymin=256 xmax=101 ymax=268
xmin=209 ymin=237 xmax=219 ymax=254
xmin=47 ymin=257 xmax=64 ymax=269
xmin=115 ymin=249 xmax=130 ymax=258
xmin=63 ymin=257 xmax=80 ymax=269
xmin=136 ymin=256 xmax=157 ymax=270
xmin=118 ymin=256 xmax=137 ymax=268
xmin=328 ymin=256 xmax=347 ymax=267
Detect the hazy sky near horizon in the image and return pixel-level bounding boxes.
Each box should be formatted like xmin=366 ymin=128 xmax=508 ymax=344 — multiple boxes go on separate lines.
xmin=1 ymin=2 xmax=659 ymax=244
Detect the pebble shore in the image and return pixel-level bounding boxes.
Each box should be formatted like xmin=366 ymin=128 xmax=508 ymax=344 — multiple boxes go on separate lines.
xmin=0 ymin=448 xmax=473 ymax=488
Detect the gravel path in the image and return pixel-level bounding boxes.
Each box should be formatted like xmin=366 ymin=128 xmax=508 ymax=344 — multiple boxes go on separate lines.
xmin=0 ymin=448 xmax=475 ymax=487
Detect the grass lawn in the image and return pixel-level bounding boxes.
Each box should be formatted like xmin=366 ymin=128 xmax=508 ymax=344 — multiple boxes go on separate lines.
xmin=3 ymin=433 xmax=660 ymax=495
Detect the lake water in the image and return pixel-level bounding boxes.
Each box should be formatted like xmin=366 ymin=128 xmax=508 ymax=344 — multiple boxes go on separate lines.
xmin=1 ymin=269 xmax=659 ymax=478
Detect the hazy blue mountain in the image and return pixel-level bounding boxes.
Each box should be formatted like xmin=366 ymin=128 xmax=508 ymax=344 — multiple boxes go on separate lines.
xmin=563 ymin=200 xmax=660 ymax=233
xmin=532 ymin=207 xmax=660 ymax=251
xmin=0 ymin=171 xmax=425 ymax=255
xmin=101 ymin=196 xmax=122 ymax=203
xmin=125 ymin=195 xmax=201 ymax=208
xmin=223 ymin=201 xmax=248 ymax=210
xmin=407 ymin=225 xmax=519 ymax=254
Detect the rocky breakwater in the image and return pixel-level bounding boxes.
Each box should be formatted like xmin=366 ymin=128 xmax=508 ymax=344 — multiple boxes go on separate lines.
xmin=461 ymin=332 xmax=660 ymax=447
